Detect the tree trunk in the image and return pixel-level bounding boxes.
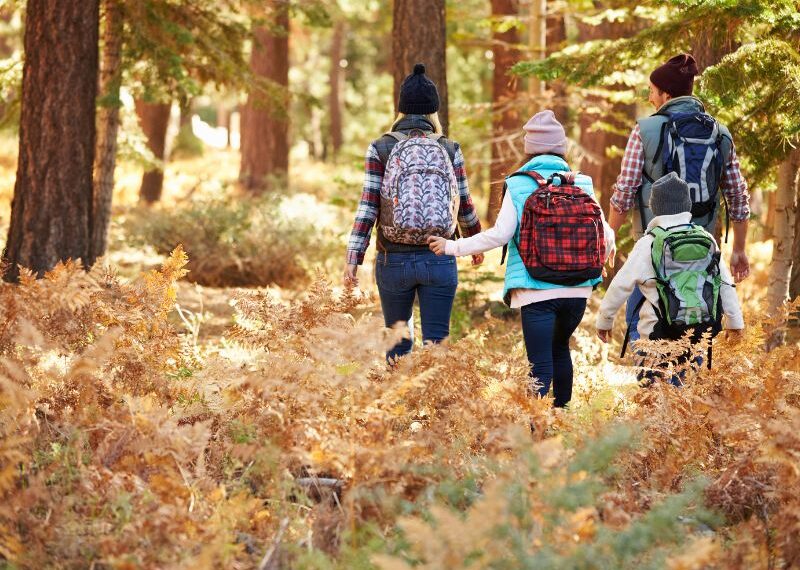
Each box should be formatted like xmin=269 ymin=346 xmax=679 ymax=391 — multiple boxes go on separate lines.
xmin=240 ymin=2 xmax=290 ymax=193
xmin=2 ymin=0 xmax=99 ymax=281
xmin=216 ymin=102 xmax=231 ymax=148
xmin=135 ymin=100 xmax=172 ymax=204
xmin=392 ymin=0 xmax=448 ymax=135
xmin=546 ymin=2 xmax=568 ymax=125
xmin=91 ymin=0 xmax=123 ymax=260
xmin=576 ymin=16 xmax=638 ymax=218
xmin=0 ymin=6 xmax=14 ymax=121
xmin=488 ymin=0 xmax=520 ymax=224
xmin=790 ymin=191 xmax=800 ymax=302
xmin=328 ymin=20 xmax=345 ymax=159
xmin=691 ymin=27 xmax=738 ymax=73
xmin=764 ymin=189 xmax=777 ymax=239
xmin=766 ymin=150 xmax=799 ymax=314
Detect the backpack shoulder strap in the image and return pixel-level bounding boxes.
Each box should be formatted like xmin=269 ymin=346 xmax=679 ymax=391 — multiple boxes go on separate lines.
xmin=647 ymin=226 xmax=669 ymax=277
xmin=429 ymin=134 xmax=458 ymax=164
xmin=651 ymin=121 xmax=670 ymax=167
xmin=385 ymin=131 xmax=407 ymax=142
xmin=500 ymin=178 xmax=511 ymax=265
xmin=499 ymin=171 xmax=546 ymax=265
xmin=375 ymin=132 xmax=407 ymax=164
xmin=621 ymin=295 xmax=647 ymax=358
xmin=508 ymin=170 xmax=547 ymax=186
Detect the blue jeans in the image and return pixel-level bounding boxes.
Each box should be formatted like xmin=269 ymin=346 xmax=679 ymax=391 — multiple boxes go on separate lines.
xmin=637 ymin=354 xmax=704 ymax=387
xmin=520 ymin=297 xmax=587 ymax=408
xmin=375 ymin=251 xmax=458 ymax=361
xmin=625 ymin=286 xmax=645 ymax=343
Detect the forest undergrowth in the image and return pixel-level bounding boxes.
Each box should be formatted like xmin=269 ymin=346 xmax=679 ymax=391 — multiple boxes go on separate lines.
xmin=0 ymin=245 xmax=798 ymax=570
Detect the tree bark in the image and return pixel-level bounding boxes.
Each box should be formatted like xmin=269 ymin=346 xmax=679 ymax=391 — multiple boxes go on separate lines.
xmin=328 ymin=20 xmax=345 ymax=159
xmin=488 ymin=0 xmax=520 ymax=224
xmin=576 ymin=15 xmax=638 ymax=218
xmin=691 ymin=26 xmax=738 ymax=73
xmin=91 ymin=0 xmax=123 ymax=260
xmin=216 ymin=102 xmax=231 ymax=148
xmin=790 ymin=190 xmax=800 ymax=302
xmin=240 ymin=2 xmax=290 ymax=193
xmin=766 ymin=150 xmax=799 ymax=314
xmin=2 ymin=0 xmax=99 ymax=280
xmin=764 ymin=189 xmax=777 ymax=240
xmin=546 ymin=2 xmax=568 ymax=125
xmin=392 ymin=0 xmax=448 ymax=136
xmin=0 ymin=6 xmax=14 ymax=121
xmin=135 ymin=100 xmax=172 ymax=204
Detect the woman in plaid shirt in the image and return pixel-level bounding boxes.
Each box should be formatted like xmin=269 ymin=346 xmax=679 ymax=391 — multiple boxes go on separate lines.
xmin=344 ymin=64 xmax=483 ymax=361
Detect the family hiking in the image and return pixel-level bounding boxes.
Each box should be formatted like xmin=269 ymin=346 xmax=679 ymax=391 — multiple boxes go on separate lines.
xmin=345 ymin=54 xmax=748 ymax=407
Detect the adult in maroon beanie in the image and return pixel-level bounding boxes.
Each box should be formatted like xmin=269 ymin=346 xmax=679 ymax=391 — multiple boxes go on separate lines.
xmin=605 ymin=53 xmax=751 ymax=343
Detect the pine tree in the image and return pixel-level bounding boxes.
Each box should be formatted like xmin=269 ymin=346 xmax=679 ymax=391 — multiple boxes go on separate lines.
xmin=791 ymin=205 xmax=800 ymax=301
xmin=92 ymin=0 xmax=252 ymax=242
xmin=513 ymin=0 xmax=800 ymax=175
xmin=240 ymin=1 xmax=290 ymax=192
xmin=92 ymin=0 xmax=123 ymax=259
xmin=487 ymin=0 xmax=521 ymax=224
xmin=766 ymin=149 xmax=799 ymax=314
xmin=392 ymin=0 xmax=448 ymax=134
xmin=2 ymin=0 xmax=99 ymax=280
xmin=135 ymin=99 xmax=172 ymax=204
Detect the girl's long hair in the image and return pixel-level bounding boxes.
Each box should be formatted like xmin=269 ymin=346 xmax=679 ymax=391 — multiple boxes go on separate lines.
xmin=513 ymin=152 xmax=568 ymax=171
xmin=391 ymin=112 xmax=443 ymax=135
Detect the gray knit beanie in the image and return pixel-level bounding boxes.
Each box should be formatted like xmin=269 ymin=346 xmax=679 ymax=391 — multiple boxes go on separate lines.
xmin=649 ymin=172 xmax=692 ymax=216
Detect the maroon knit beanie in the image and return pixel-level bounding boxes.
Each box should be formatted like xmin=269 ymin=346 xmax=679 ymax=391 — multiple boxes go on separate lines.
xmin=650 ymin=54 xmax=699 ymax=97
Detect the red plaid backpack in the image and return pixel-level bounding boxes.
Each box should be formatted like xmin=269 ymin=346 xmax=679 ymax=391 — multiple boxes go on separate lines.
xmin=501 ymin=171 xmax=606 ymax=286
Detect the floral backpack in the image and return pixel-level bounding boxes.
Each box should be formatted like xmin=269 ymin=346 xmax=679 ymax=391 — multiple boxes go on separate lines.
xmin=378 ymin=132 xmax=459 ymax=245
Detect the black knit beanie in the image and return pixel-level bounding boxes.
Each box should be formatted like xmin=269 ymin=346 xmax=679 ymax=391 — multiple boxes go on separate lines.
xmin=398 ymin=63 xmax=440 ymax=115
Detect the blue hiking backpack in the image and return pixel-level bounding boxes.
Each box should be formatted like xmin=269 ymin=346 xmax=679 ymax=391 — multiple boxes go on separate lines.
xmin=652 ymin=111 xmax=728 ymax=228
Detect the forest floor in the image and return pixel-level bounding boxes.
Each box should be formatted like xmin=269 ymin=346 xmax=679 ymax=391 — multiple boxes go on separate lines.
xmin=1 ymin=143 xmax=799 ymax=569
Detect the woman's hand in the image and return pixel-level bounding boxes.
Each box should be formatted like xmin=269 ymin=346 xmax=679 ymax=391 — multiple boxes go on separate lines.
xmin=344 ymin=263 xmax=359 ymax=287
xmin=471 ymin=253 xmax=484 ymax=266
xmin=427 ymin=236 xmax=447 ymax=255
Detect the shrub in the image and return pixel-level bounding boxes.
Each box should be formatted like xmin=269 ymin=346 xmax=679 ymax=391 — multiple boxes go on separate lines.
xmin=124 ymin=193 xmax=338 ymax=287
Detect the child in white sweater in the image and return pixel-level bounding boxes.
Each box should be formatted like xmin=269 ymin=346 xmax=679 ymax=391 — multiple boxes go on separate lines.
xmin=596 ymin=173 xmax=744 ymax=381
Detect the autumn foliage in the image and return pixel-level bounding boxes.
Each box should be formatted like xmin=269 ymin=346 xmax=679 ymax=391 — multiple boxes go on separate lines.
xmin=0 ymin=250 xmax=798 ymax=569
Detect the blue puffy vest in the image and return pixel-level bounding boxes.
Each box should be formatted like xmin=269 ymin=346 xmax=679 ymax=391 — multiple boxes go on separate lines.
xmin=502 ymin=155 xmax=602 ymax=306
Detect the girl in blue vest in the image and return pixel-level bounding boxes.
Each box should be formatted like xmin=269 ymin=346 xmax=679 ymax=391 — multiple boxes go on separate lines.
xmin=429 ymin=110 xmax=615 ymax=407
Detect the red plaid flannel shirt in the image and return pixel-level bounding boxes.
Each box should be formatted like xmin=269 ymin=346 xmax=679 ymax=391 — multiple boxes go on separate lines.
xmin=346 ymin=142 xmax=482 ymax=265
xmin=610 ymin=124 xmax=751 ymax=222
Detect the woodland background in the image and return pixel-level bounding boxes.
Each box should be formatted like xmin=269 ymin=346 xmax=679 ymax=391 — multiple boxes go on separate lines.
xmin=0 ymin=0 xmax=799 ymax=569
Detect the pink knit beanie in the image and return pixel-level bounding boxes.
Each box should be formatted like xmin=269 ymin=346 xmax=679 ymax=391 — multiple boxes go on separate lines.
xmin=523 ymin=110 xmax=567 ymax=155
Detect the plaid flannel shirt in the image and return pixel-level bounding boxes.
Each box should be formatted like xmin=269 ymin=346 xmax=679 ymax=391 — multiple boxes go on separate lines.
xmin=610 ymin=124 xmax=751 ymax=222
xmin=346 ymin=142 xmax=482 ymax=265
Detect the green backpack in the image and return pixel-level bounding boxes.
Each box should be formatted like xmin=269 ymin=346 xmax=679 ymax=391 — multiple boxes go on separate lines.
xmin=622 ymin=224 xmax=724 ymax=362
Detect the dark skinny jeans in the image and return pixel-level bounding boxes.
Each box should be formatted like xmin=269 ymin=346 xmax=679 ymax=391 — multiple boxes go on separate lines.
xmin=520 ymin=297 xmax=588 ymax=408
